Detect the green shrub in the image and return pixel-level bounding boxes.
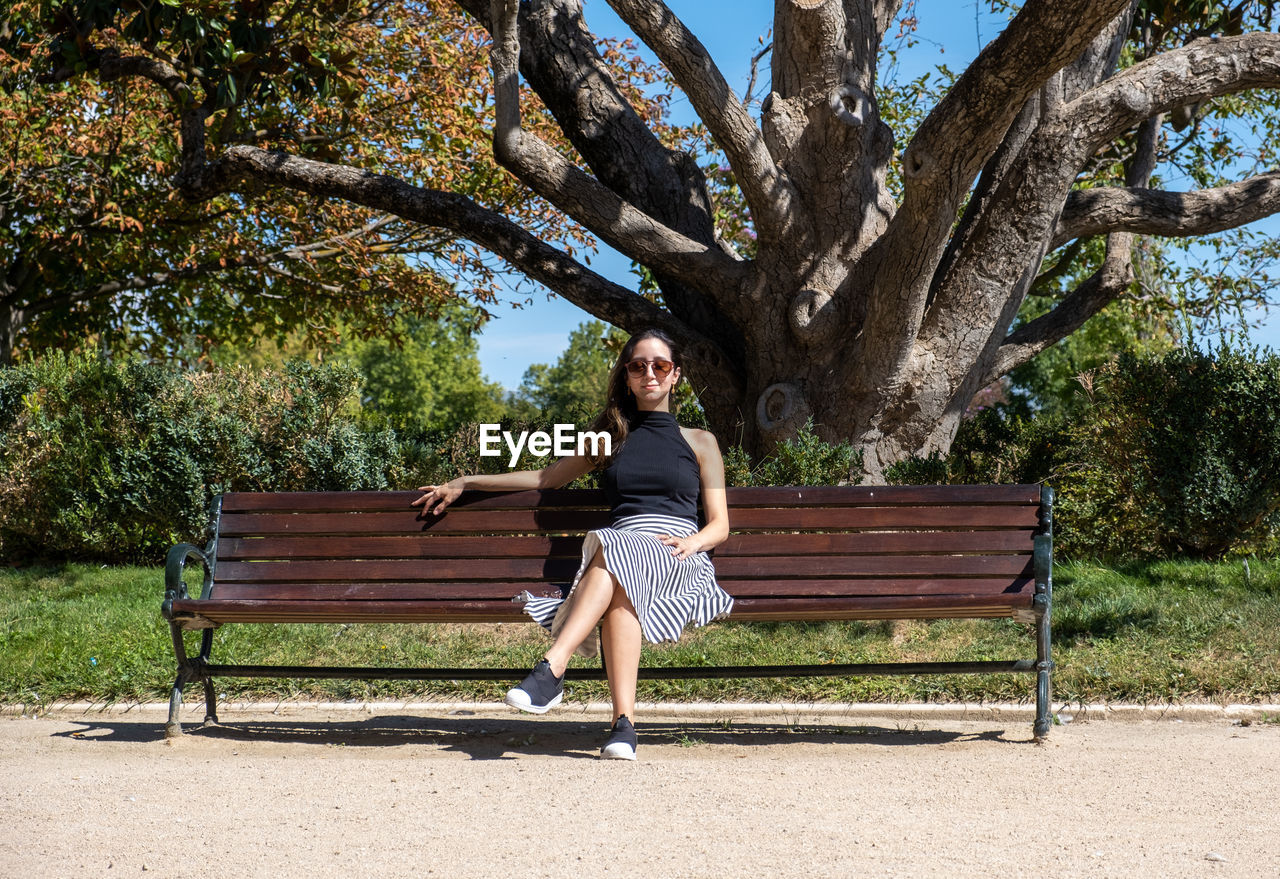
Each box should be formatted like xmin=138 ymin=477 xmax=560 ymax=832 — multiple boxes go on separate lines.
xmin=883 ymin=451 xmax=949 ymax=485
xmin=1063 ymin=347 xmax=1280 ymax=559
xmin=886 ymin=347 xmax=1280 ymax=560
xmin=886 ymin=408 xmax=1068 ymax=488
xmin=725 ymin=421 xmax=861 ymax=487
xmin=0 ymin=354 xmax=400 ymax=564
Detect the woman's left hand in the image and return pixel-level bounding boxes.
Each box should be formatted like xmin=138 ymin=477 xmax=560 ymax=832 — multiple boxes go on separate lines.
xmin=657 ymin=534 xmax=700 ymax=561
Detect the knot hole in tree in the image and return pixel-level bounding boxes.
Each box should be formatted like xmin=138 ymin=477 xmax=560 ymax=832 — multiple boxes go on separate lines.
xmin=903 ymin=148 xmax=930 ymax=179
xmin=756 ymin=382 xmax=813 ymax=440
xmin=829 ymin=84 xmax=867 ymax=128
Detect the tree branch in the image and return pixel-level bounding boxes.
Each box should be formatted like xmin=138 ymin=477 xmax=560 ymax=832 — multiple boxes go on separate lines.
xmin=869 ymin=1 xmax=905 ymax=40
xmin=259 ymin=264 xmax=345 ymax=296
xmin=899 ymin=0 xmax=1131 ymax=201
xmin=605 ymin=0 xmax=799 ymax=243
xmin=90 ymin=27 xmax=744 ymax=325
xmin=1068 ymin=32 xmax=1280 ymax=154
xmin=96 ymin=49 xmax=213 ymax=196
xmin=1030 ymin=238 xmax=1088 ymax=294
xmin=454 ymin=0 xmax=746 ymax=376
xmin=1052 ymin=170 xmax=1280 ymax=249
xmin=986 ymin=113 xmax=1162 ymax=383
xmin=25 ymin=253 xmax=274 ymax=319
xmin=925 ymin=4 xmax=1136 ymax=331
xmin=1058 ymin=1 xmax=1138 ymax=102
xmin=488 ymin=0 xmax=746 ymax=293
xmin=988 ymin=232 xmax=1136 ymax=379
xmin=744 ymin=40 xmax=773 ymax=108
xmin=145 ymin=143 xmax=736 ymax=391
xmin=866 ymin=0 xmax=1132 ymax=381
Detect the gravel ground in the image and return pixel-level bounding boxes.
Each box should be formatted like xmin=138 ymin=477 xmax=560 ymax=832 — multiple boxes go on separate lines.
xmin=2 ymin=704 xmax=1278 ymax=878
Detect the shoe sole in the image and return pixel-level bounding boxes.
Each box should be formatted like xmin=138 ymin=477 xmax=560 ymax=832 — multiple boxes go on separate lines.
xmin=600 ymin=742 xmax=637 ymax=761
xmin=503 ymin=689 xmax=562 ymax=715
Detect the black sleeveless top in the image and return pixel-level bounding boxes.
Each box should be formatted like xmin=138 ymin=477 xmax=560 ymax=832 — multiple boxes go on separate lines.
xmin=601 ymin=411 xmax=700 ymax=524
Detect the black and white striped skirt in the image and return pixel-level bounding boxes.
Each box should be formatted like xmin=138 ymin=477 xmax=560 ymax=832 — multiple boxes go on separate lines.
xmin=518 ymin=513 xmax=734 ymax=656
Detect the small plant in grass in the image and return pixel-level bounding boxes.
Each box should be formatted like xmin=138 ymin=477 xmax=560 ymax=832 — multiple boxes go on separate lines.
xmin=673 ymin=731 xmax=707 ymax=747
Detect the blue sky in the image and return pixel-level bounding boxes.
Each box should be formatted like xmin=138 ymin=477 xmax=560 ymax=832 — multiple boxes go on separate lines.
xmin=474 ymin=1 xmax=1280 ymax=391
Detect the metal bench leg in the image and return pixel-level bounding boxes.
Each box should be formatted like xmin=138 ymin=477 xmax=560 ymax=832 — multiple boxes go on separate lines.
xmin=1032 ymin=503 xmax=1055 ymax=742
xmin=166 ymin=669 xmax=190 ymax=738
xmin=1033 ymin=599 xmax=1053 ymax=741
xmin=166 ymin=624 xmax=218 ymax=736
xmin=194 ymin=628 xmax=218 ymax=727
xmin=165 ymin=621 xmax=195 ymax=738
xmin=203 ymin=676 xmax=219 ymax=726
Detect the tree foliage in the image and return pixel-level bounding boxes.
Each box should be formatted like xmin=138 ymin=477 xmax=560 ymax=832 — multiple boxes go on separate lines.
xmin=12 ymin=0 xmax=1280 ymax=479
xmin=332 ymin=306 xmax=506 ymax=434
xmin=0 ymin=0 xmax=619 ymax=364
xmin=507 ymin=320 xmax=622 ymax=421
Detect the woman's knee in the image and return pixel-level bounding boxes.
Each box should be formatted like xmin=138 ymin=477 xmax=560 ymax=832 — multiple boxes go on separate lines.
xmin=605 ymin=582 xmax=638 ymax=618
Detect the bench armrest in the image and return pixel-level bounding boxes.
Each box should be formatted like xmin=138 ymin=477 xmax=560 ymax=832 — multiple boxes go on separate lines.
xmin=163 ymin=543 xmax=214 ymax=618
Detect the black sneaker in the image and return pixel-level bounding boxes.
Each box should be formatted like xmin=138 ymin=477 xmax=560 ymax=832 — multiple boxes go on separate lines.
xmin=599 ymin=714 xmax=637 ymax=761
xmin=504 ymin=659 xmax=563 ymax=714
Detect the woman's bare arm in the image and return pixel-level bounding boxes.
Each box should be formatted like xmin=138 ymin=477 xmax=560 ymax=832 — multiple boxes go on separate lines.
xmin=412 ymin=453 xmax=596 ymax=515
xmin=660 ymin=428 xmax=729 ymax=559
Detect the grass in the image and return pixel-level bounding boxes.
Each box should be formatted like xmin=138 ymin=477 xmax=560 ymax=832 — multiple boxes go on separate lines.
xmin=2 ymin=558 xmax=1278 ymax=707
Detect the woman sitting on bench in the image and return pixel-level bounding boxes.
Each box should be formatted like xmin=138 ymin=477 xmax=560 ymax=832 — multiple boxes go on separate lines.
xmin=413 ymin=328 xmax=732 ymax=761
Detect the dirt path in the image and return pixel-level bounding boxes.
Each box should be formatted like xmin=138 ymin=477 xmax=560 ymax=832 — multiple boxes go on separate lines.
xmin=2 ymin=705 xmax=1278 ymax=878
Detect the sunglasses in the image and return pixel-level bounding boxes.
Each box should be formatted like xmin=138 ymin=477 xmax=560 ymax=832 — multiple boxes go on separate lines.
xmin=625 ymin=358 xmax=675 ymax=378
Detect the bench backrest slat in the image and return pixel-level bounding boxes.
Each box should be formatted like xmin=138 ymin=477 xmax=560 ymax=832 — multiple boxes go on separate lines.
xmin=217 ymin=529 xmax=1035 ymax=561
xmin=217 ymin=484 xmax=1041 ymax=511
xmin=219 ymin=505 xmax=1038 ymax=536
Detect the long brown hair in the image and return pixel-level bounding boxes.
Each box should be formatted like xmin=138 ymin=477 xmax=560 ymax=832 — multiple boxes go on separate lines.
xmin=587 ymin=328 xmax=683 ymax=466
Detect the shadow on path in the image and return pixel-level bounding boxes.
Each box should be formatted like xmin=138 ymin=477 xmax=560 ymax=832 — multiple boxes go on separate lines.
xmin=48 ymin=713 xmax=1031 ymax=759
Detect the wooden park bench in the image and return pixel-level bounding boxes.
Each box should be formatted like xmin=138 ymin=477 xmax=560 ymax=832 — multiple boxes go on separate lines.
xmin=162 ymin=484 xmax=1055 ymax=738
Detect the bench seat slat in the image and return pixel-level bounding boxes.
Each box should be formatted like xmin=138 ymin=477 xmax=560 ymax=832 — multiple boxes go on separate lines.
xmin=207 ymin=576 xmax=1035 ymax=601
xmin=215 ymin=558 xmax=582 ymax=582
xmin=218 ymin=505 xmax=1039 ymax=536
xmin=216 ymin=530 xmax=1036 ymax=561
xmin=211 ymin=553 xmax=1032 ymax=584
xmin=715 ymin=555 xmax=1033 ymax=578
xmin=721 ymin=530 xmax=1034 ymax=555
xmin=170 ymin=598 xmax=530 ymax=624
xmin=221 ymin=490 xmax=603 ymax=513
xmin=170 ymin=592 xmax=1032 ymax=626
xmin=218 ymin=510 xmax=603 ymax=536
xmin=727 ymin=597 xmax=1031 ymax=621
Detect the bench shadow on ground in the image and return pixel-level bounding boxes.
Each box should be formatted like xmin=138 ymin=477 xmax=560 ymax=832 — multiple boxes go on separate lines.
xmin=50 ymin=713 xmax=1030 ymax=759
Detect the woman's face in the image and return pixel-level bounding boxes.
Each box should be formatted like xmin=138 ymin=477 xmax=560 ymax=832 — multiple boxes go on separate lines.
xmin=625 ymin=337 xmax=680 ymax=410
